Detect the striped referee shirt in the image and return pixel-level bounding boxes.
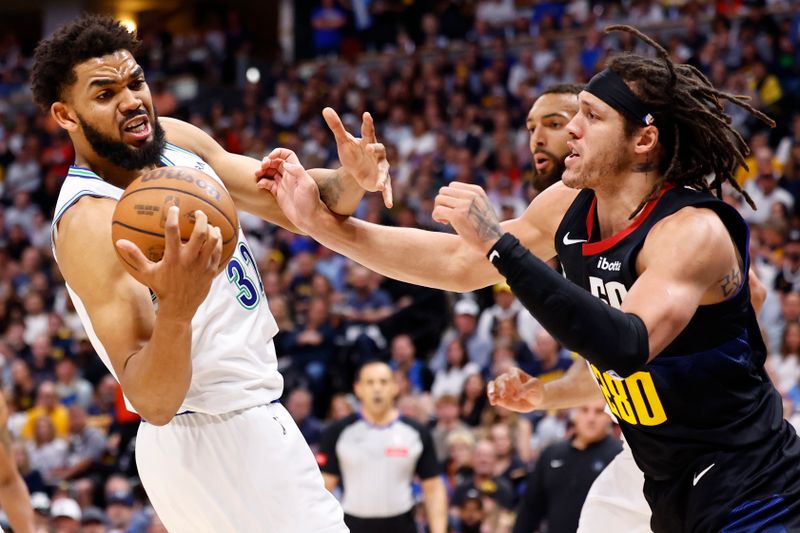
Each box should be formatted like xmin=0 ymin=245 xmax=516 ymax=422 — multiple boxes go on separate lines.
xmin=318 ymin=413 xmax=440 ymax=518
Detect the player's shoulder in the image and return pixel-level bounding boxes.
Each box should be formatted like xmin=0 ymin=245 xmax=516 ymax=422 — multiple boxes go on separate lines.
xmin=647 ymin=204 xmax=733 ymax=253
xmin=57 ymin=195 xmax=116 ymax=244
xmin=160 ymin=117 xmax=219 ymax=159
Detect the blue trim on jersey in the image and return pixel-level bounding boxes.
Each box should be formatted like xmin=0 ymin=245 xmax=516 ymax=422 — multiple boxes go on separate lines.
xmin=160 ymin=154 xmax=175 ymax=166
xmin=67 ymin=166 xmax=104 ymax=180
xmin=722 ymin=495 xmax=790 ymax=532
xmin=51 ymin=190 xmax=109 ymax=228
xmin=165 ymin=142 xmax=199 ymax=158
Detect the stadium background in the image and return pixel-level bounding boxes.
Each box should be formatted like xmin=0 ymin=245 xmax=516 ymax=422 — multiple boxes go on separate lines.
xmin=0 ymin=0 xmax=798 ymax=530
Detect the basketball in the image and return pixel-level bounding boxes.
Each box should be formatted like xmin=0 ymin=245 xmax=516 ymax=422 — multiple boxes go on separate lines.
xmin=111 ymin=166 xmax=239 ymax=274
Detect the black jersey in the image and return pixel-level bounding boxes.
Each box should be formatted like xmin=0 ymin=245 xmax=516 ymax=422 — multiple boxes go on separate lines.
xmin=554 ymin=184 xmax=794 ymax=481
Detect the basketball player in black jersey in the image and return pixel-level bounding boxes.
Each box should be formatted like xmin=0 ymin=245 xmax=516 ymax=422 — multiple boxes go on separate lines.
xmin=432 ymin=27 xmax=800 ymax=532
xmin=264 ymin=25 xmax=800 ymax=532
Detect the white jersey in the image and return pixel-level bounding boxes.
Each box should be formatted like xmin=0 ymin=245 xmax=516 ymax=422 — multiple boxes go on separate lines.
xmin=51 ymin=143 xmax=283 ymax=416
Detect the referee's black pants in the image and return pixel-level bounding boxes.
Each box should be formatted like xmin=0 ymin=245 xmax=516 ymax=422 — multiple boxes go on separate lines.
xmin=344 ymin=509 xmax=416 ymax=533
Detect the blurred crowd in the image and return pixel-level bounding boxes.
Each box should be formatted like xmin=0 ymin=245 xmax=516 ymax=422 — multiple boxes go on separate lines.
xmin=0 ymin=0 xmax=799 ymax=531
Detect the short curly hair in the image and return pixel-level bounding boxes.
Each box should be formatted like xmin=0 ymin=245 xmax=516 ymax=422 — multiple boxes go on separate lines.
xmin=31 ymin=15 xmax=140 ymax=111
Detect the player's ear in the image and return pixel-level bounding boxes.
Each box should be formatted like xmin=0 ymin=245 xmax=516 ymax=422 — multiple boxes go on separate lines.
xmin=51 ymin=102 xmax=79 ymax=132
xmin=634 ymin=124 xmax=659 ymax=156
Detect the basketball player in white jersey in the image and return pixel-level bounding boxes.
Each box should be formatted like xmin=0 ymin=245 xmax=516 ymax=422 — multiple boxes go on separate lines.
xmin=258 ymin=86 xmax=769 ymax=533
xmin=31 ymin=15 xmax=389 ymax=532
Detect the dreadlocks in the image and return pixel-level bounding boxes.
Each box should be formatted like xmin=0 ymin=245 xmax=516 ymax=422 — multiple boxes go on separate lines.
xmin=603 ymin=25 xmax=775 ymax=217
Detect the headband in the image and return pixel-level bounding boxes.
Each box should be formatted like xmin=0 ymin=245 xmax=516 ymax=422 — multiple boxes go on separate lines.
xmin=585 ymin=68 xmax=654 ymax=126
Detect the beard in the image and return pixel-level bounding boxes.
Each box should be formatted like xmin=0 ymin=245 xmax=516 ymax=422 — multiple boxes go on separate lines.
xmin=531 ymin=148 xmax=567 ymax=192
xmin=78 ymin=110 xmax=166 ymax=171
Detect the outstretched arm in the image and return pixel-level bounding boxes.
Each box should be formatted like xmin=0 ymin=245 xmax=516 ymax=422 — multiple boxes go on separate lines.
xmin=437 ymin=183 xmax=744 ymax=378
xmin=161 ymin=110 xmax=389 ymax=230
xmin=264 ymin=152 xmax=577 ymax=292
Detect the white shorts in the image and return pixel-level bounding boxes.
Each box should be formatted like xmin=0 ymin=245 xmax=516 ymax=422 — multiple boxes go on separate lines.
xmin=577 ymin=441 xmax=652 ymax=533
xmin=136 ymin=402 xmax=347 ymax=533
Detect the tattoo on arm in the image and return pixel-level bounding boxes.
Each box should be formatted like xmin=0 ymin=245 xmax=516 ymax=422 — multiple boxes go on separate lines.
xmin=317 ymin=170 xmax=344 ymax=210
xmin=719 ymin=268 xmax=742 ymax=297
xmin=467 ymin=196 xmax=503 ymax=242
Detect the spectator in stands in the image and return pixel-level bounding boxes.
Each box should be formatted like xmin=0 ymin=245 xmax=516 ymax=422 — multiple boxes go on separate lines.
xmin=489 ymin=422 xmax=527 ymax=501
xmin=529 ymin=330 xmax=573 ymax=384
xmin=286 ymin=388 xmax=324 ymax=450
xmin=451 ymin=439 xmax=515 ymax=533
xmin=312 ymin=0 xmax=347 ymax=56
xmin=431 ymin=340 xmax=481 ymax=399
xmin=431 ymin=299 xmax=492 ymax=371
xmin=54 ymin=356 xmax=93 ymax=409
xmin=80 ymin=507 xmax=110 ymax=533
xmin=476 ymin=283 xmax=540 ymax=347
xmin=286 ymin=297 xmax=336 ymax=394
xmin=431 ymin=394 xmax=469 ymax=463
xmin=26 ymin=415 xmax=67 ymax=486
xmin=22 ymin=381 xmax=69 ymax=439
xmin=341 ymin=265 xmax=394 ymax=361
xmin=742 ymin=147 xmax=794 ymax=225
xmin=51 ymin=404 xmax=106 ymax=482
xmin=513 ymin=400 xmax=621 ymax=533
xmin=459 ymin=373 xmax=487 ymax=427
xmin=389 ymin=334 xmax=433 ymax=394
xmin=51 ymin=497 xmax=82 ymax=533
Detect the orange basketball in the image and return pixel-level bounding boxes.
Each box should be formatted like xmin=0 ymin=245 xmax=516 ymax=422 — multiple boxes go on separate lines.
xmin=111 ymin=166 xmax=239 ymax=275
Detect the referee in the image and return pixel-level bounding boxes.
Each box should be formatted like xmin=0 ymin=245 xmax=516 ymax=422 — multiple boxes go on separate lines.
xmin=318 ymin=361 xmax=448 ymax=533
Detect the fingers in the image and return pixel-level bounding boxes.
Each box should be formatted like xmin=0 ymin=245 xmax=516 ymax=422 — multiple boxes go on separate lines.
xmin=210 ymin=231 xmax=223 ymax=272
xmin=198 ymin=226 xmax=222 ymax=271
xmin=184 ymin=210 xmax=209 ymax=258
xmin=162 ymin=206 xmax=181 ymax=261
xmin=431 ymin=204 xmax=453 ymax=225
xmin=265 ymin=148 xmax=300 ymax=165
xmin=322 ymin=107 xmax=348 ymax=143
xmin=448 ymin=181 xmax=487 ymax=194
xmin=361 ymin=111 xmax=377 ymax=143
xmin=382 ymin=172 xmax=393 ymax=208
xmin=439 ymin=183 xmax=486 ymax=200
xmin=115 ymin=239 xmax=155 ymax=275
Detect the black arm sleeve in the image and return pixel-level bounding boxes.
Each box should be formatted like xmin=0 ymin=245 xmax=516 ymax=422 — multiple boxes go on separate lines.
xmin=488 ymin=233 xmax=649 ymax=378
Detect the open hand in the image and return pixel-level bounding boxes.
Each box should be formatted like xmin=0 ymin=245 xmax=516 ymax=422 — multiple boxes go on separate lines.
xmin=322 ymin=107 xmax=392 ymax=208
xmin=115 ymin=207 xmax=222 ymax=320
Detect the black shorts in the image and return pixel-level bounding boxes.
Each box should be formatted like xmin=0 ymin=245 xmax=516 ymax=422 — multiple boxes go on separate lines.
xmin=644 ymin=428 xmax=800 ymax=532
xmin=344 ymin=509 xmax=416 ymax=533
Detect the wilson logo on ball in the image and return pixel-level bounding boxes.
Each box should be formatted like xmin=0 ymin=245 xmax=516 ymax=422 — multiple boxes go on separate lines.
xmin=140 ymin=168 xmax=221 ymax=201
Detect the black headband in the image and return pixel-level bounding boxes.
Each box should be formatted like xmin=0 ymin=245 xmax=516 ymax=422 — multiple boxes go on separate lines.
xmin=585 ymin=68 xmax=654 ymax=126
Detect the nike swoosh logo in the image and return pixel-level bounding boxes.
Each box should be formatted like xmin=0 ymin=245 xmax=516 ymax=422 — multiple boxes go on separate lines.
xmin=562 ymin=232 xmax=588 ymax=246
xmin=489 ymin=250 xmax=500 ymax=262
xmin=692 ymin=463 xmax=715 ymax=486
xmin=550 ymin=459 xmax=564 ymax=468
